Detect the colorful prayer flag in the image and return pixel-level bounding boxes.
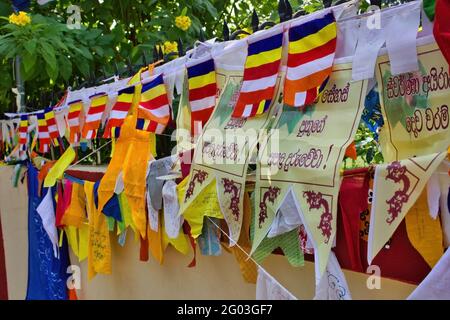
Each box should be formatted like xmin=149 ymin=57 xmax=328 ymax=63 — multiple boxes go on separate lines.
xmin=18 ymin=114 xmax=28 ymax=152
xmin=82 ymin=93 xmax=108 ymax=139
xmin=232 ymin=30 xmax=283 ymax=118
xmin=284 ymin=12 xmax=337 ymax=108
xmin=44 ymin=107 xmax=60 ymax=146
xmin=136 ymin=74 xmax=171 ymax=134
xmin=37 ymin=111 xmax=51 ymax=153
xmin=187 ymin=58 xmax=217 ymax=135
xmin=103 ymin=86 xmax=135 ymax=139
xmin=67 ymin=100 xmax=84 ymax=144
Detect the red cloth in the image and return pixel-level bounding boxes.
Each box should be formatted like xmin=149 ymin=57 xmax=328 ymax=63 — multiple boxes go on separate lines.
xmin=344 ymin=141 xmax=357 ymax=160
xmin=0 ymin=212 xmax=8 ymax=300
xmin=179 ymin=149 xmax=194 ymax=179
xmin=65 ymin=170 xmax=104 ymax=182
xmin=140 ymin=235 xmax=149 ymax=262
xmin=335 ymin=168 xmax=368 ymax=272
xmin=360 ymin=221 xmax=431 ymax=285
xmin=183 ymin=221 xmax=196 ymax=268
xmin=55 ymin=181 xmax=72 ymax=228
xmin=434 ymin=0 xmax=450 ymax=67
xmin=335 ymin=167 xmax=431 ymax=285
xmin=68 ymin=288 xmax=78 ymax=300
xmin=140 ymin=220 xmax=149 ymax=262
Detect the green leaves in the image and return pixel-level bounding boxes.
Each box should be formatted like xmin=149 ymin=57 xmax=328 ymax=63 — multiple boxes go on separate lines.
xmin=40 ymin=41 xmax=58 ymax=79
xmin=23 ymin=39 xmax=37 ymax=55
xmin=58 ymin=55 xmax=72 ymax=82
xmin=21 ymin=51 xmax=37 ymax=79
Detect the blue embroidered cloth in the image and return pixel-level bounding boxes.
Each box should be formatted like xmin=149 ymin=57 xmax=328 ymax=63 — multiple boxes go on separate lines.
xmin=26 ymin=163 xmax=70 ymax=300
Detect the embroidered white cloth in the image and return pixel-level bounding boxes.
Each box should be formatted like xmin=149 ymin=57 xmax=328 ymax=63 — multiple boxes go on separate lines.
xmin=163 ymin=180 xmax=182 ymax=239
xmin=146 ymin=190 xmax=159 ymax=232
xmin=314 ymin=251 xmax=351 ymax=300
xmin=256 ymin=267 xmax=297 ymax=300
xmin=408 ymin=248 xmax=450 ymax=300
xmin=36 ymin=188 xmax=59 ymax=258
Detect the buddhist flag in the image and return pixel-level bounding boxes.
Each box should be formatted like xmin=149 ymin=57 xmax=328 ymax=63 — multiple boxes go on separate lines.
xmin=67 ymin=100 xmax=84 ymax=144
xmin=232 ymin=29 xmax=283 ymax=118
xmin=187 ymin=58 xmax=217 ymax=135
xmin=37 ymin=111 xmax=51 ymax=153
xmin=136 ymin=74 xmax=171 ymax=134
xmin=284 ymin=12 xmax=337 ymax=108
xmin=103 ymin=86 xmax=135 ymax=139
xmin=44 ymin=107 xmax=60 ymax=146
xmin=18 ymin=114 xmax=28 ymax=151
xmin=82 ymin=93 xmax=108 ymax=139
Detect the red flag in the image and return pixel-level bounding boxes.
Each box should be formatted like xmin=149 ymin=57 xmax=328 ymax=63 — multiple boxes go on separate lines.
xmin=434 ymin=0 xmax=450 ymax=68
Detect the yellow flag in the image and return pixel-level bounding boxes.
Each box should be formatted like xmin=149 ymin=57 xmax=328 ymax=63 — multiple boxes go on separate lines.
xmin=43 ymin=146 xmax=75 ymax=187
xmin=368 ymin=152 xmax=446 ymax=264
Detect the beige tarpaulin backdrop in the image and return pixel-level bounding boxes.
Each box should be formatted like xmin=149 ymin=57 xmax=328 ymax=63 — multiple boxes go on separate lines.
xmin=0 ymin=165 xmax=417 ymax=299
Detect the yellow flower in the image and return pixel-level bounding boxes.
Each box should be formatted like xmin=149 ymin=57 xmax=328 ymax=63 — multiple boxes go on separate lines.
xmin=9 ymin=11 xmax=31 ymax=26
xmin=175 ymin=15 xmax=191 ymax=31
xmin=163 ymin=41 xmax=178 ymax=54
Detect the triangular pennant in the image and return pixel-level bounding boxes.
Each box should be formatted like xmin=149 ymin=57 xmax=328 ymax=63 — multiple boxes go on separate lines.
xmin=368 ymin=152 xmax=446 ymax=264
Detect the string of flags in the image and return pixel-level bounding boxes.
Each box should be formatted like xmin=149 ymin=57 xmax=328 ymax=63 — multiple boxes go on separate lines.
xmin=1 ymin=7 xmax=346 ymax=157
xmin=1 ymin=0 xmax=450 ymax=301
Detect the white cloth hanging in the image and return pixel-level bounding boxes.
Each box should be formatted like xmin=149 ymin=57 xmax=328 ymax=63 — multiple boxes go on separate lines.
xmin=146 ymin=196 xmax=159 ymax=232
xmin=352 ymin=1 xmax=421 ymax=81
xmin=162 ymin=180 xmax=182 ymax=239
xmin=54 ymin=107 xmax=67 ymax=138
xmin=267 ymin=188 xmax=315 ymax=255
xmin=267 ymin=189 xmax=301 ymax=238
xmin=1 ymin=121 xmax=11 ymax=146
xmin=256 ymin=267 xmax=297 ymax=300
xmin=314 ymin=251 xmax=352 ymax=300
xmin=114 ymin=171 xmax=124 ymax=194
xmin=408 ymin=248 xmax=450 ymax=300
xmin=36 ymin=188 xmax=59 ymax=258
xmin=427 ymin=161 xmax=450 ymax=247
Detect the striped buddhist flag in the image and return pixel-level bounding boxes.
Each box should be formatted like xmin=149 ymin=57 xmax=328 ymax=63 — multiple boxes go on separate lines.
xmin=37 ymin=111 xmax=51 ymax=153
xmin=232 ymin=30 xmax=283 ymax=118
xmin=187 ymin=58 xmax=217 ymax=135
xmin=44 ymin=107 xmax=60 ymax=146
xmin=67 ymin=100 xmax=84 ymax=144
xmin=136 ymin=74 xmax=170 ymax=134
xmin=82 ymin=93 xmax=108 ymax=139
xmin=284 ymin=12 xmax=337 ymax=108
xmin=18 ymin=115 xmax=28 ymax=152
xmin=103 ymin=86 xmax=135 ymax=139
